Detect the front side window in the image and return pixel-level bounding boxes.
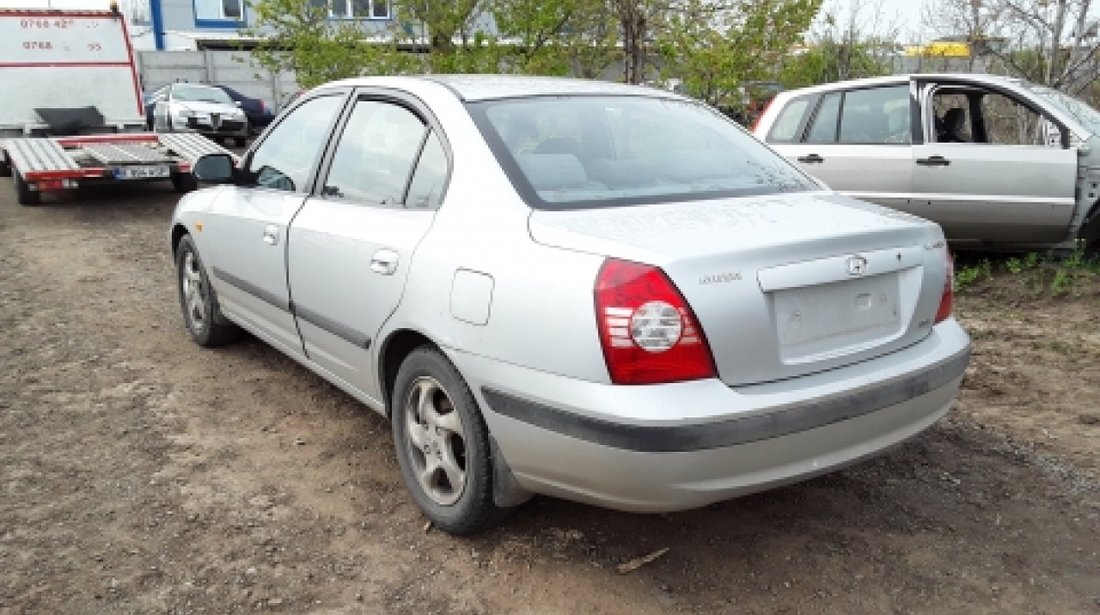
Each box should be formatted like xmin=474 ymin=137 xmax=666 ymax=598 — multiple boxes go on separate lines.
xmin=247 ymin=95 xmax=344 ymax=193
xmin=981 ymin=92 xmax=1049 ymax=146
xmin=470 ymin=95 xmax=816 ymax=209
xmin=931 ymin=92 xmax=973 ymax=143
xmin=321 ymin=100 xmax=427 ymax=205
xmin=838 ymin=86 xmax=911 ymax=145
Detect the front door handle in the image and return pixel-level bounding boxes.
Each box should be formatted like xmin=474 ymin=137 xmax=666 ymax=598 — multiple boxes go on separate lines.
xmin=370 ymin=249 xmax=399 ymax=275
xmin=797 ymin=153 xmax=824 ymax=164
xmin=262 ymin=224 xmax=279 ymax=246
xmin=916 ymin=155 xmax=951 ymax=166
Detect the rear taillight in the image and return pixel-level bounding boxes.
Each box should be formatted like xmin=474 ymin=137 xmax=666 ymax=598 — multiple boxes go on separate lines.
xmin=750 ymin=97 xmax=775 ymax=133
xmin=594 ymin=259 xmax=716 ymax=385
xmin=935 ymin=249 xmax=954 ymax=324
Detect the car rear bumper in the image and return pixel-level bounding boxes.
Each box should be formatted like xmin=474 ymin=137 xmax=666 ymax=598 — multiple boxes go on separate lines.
xmin=453 ymin=319 xmax=970 ymax=512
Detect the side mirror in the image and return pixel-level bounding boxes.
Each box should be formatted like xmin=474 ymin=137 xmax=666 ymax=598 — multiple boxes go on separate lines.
xmin=192 ymin=153 xmax=235 ymax=184
xmin=235 ymin=100 xmax=243 ymax=108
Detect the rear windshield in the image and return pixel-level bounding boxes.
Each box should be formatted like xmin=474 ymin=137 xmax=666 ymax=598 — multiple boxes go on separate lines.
xmin=468 ymin=95 xmax=816 ymax=210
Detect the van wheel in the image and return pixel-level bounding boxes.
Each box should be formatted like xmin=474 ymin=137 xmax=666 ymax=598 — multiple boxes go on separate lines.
xmin=391 ymin=347 xmax=505 ymax=535
xmin=14 ymin=171 xmax=40 ymax=206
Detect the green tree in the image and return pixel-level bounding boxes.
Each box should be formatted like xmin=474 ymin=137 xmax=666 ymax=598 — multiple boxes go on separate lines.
xmin=243 ymin=0 xmax=413 ymax=88
xmin=657 ymin=0 xmax=823 ymax=106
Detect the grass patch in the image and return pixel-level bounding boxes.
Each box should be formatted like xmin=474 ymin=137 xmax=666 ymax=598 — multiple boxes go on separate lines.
xmin=955 ymin=248 xmax=1100 ymax=300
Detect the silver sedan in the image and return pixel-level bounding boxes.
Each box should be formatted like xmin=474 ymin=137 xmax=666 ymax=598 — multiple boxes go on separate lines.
xmin=170 ymin=75 xmax=970 ymax=534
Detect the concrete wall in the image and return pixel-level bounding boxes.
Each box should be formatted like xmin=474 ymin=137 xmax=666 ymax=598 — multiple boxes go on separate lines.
xmin=136 ymin=50 xmax=300 ymax=112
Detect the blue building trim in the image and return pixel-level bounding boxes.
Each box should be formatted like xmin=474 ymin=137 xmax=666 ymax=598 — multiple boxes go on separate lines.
xmin=194 ymin=18 xmax=247 ymax=28
xmin=150 ymin=0 xmax=166 ymax=50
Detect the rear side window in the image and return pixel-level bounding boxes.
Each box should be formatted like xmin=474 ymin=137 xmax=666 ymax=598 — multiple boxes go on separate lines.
xmin=839 ymin=86 xmax=911 ymax=144
xmin=806 ymin=94 xmax=840 ymax=143
xmin=767 ymin=97 xmax=810 ymax=143
xmin=321 ymin=100 xmax=427 ymax=205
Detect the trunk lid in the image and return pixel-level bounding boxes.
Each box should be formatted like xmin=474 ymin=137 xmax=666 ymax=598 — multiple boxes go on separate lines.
xmin=529 ymin=191 xmax=950 ymax=386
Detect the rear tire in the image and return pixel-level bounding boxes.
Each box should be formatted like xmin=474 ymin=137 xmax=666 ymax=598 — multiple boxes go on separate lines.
xmin=14 ymin=171 xmax=40 ymax=206
xmin=176 ymin=235 xmax=241 ymax=347
xmin=391 ymin=347 xmax=505 ymax=535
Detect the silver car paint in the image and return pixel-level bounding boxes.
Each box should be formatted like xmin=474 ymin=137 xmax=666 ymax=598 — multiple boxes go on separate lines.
xmin=172 ymin=75 xmax=970 ymax=512
xmin=755 ymin=74 xmax=1096 ymax=252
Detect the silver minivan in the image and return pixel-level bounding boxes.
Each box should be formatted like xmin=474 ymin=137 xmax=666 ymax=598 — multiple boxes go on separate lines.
xmin=753 ymin=74 xmax=1100 ymax=254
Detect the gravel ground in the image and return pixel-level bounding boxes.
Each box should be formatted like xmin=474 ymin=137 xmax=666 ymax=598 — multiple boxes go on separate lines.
xmin=1 ymin=180 xmax=1097 ymax=614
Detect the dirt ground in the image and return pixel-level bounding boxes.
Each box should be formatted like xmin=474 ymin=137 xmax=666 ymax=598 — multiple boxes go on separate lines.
xmin=1 ymin=180 xmax=1097 ymax=615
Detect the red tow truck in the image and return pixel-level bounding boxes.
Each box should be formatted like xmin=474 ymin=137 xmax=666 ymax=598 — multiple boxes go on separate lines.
xmin=0 ymin=8 xmax=233 ymax=205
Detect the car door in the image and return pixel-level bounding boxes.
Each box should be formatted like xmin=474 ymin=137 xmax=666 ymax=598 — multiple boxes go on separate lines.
xmin=770 ymin=82 xmax=916 ymax=213
xmin=287 ymin=93 xmax=449 ymax=401
xmin=202 ymin=92 xmax=347 ymax=356
xmin=911 ymin=81 xmax=1077 ymax=243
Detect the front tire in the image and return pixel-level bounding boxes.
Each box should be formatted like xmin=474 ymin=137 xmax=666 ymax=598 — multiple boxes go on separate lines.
xmin=392 ymin=347 xmax=504 ymax=535
xmin=176 ymin=235 xmax=241 ymax=347
xmin=171 ymin=172 xmax=198 ymax=193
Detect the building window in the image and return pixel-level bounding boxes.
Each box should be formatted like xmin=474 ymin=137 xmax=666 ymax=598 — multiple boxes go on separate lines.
xmin=194 ymin=0 xmax=245 ymax=25
xmin=327 ymin=0 xmax=391 ymax=19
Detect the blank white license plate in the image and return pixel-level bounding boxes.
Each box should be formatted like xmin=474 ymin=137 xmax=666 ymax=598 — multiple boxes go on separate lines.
xmin=114 ymin=165 xmax=170 ymax=180
xmin=773 ymin=273 xmax=901 ymax=360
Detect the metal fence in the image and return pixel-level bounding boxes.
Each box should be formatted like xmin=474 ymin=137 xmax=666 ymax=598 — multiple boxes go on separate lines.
xmin=135 ymin=50 xmax=300 ymax=112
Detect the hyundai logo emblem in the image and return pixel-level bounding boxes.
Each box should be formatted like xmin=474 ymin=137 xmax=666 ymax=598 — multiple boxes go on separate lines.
xmin=847 ymin=256 xmax=868 ymax=276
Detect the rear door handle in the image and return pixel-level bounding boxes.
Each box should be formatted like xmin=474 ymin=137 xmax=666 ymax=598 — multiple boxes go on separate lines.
xmin=370 ymin=249 xmax=399 ymax=275
xmin=916 ymin=155 xmax=951 ymax=166
xmin=797 ymin=153 xmax=824 ymax=164
xmin=262 ymin=224 xmax=279 ymax=246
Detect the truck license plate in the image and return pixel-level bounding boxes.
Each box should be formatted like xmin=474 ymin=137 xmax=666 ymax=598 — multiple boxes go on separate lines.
xmin=114 ymin=165 xmax=170 ymax=180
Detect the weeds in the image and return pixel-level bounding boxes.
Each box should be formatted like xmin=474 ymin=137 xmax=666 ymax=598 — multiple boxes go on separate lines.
xmin=954 ymin=248 xmax=1099 ymax=299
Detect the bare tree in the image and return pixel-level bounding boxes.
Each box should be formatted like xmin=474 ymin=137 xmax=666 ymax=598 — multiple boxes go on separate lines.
xmin=923 ymin=0 xmax=1100 ymax=92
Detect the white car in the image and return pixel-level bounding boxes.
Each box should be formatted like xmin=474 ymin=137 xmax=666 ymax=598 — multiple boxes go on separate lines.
xmin=151 ymin=83 xmax=249 ymax=147
xmin=753 ymin=74 xmax=1100 ymax=254
xmin=170 ymin=75 xmax=970 ymax=534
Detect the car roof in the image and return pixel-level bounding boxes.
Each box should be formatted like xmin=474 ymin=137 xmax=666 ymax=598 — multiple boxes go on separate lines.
xmin=778 ymin=73 xmax=1029 ymax=97
xmin=321 ymin=74 xmax=686 ymax=102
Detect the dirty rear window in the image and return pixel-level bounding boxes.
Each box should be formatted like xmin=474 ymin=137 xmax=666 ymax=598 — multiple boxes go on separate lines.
xmin=468 ymin=96 xmax=816 ymax=210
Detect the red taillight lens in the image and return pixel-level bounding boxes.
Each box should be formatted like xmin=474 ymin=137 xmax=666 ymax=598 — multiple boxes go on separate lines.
xmin=935 ymin=250 xmax=954 ymax=324
xmin=594 ymin=259 xmax=717 ymax=385
xmin=749 ymin=97 xmax=775 ymax=133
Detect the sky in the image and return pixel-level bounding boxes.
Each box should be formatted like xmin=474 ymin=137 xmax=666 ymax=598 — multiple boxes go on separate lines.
xmin=823 ymin=0 xmax=928 ymax=40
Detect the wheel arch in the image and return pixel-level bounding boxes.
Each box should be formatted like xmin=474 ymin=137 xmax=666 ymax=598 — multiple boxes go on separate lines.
xmin=378 ymin=329 xmax=437 ymax=416
xmin=1081 ymin=198 xmax=1100 ymax=251
xmin=170 ymin=223 xmax=189 ymax=258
